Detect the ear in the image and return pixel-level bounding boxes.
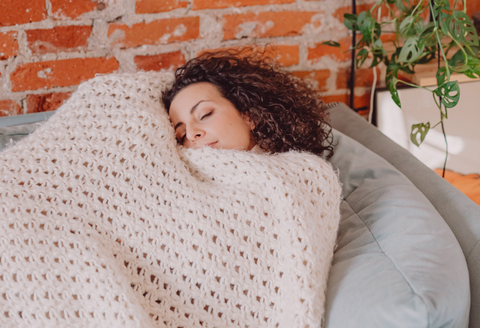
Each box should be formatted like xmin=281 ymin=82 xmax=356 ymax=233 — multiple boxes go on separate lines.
xmin=241 ymin=113 xmax=255 ymax=131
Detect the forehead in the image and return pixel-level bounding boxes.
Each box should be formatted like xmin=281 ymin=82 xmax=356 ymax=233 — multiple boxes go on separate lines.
xmin=170 ymin=82 xmax=222 ymax=111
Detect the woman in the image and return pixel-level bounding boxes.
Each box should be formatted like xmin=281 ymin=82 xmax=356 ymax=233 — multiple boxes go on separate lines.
xmin=162 ymin=49 xmax=334 ymax=158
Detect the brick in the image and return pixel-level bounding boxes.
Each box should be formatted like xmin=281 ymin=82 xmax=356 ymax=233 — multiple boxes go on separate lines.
xmin=135 ymin=51 xmax=186 ymax=71
xmin=336 ymin=68 xmax=350 ymax=90
xmin=354 ymin=92 xmax=372 ymax=114
xmin=467 ymin=1 xmax=480 ymax=15
xmin=223 ymin=11 xmax=320 ymax=40
xmin=0 ymin=0 xmax=47 ymax=27
xmin=336 ymin=67 xmax=381 ymax=90
xmin=11 ymin=57 xmax=119 ymax=92
xmin=0 ymin=100 xmax=22 ymax=117
xmin=108 ymin=17 xmax=200 ymax=48
xmin=26 ymin=92 xmax=73 ymax=113
xmin=198 ymin=45 xmax=299 ymax=67
xmin=136 ymin=0 xmax=188 ymax=13
xmin=0 ymin=31 xmax=19 ymax=60
xmin=308 ymin=36 xmax=351 ymax=63
xmin=50 ymin=0 xmax=106 ymax=20
xmin=193 ymin=0 xmax=293 ymax=10
xmin=292 ymin=70 xmax=330 ymax=92
xmin=380 ymin=33 xmax=396 ymax=43
xmin=26 ymin=26 xmax=92 ymax=55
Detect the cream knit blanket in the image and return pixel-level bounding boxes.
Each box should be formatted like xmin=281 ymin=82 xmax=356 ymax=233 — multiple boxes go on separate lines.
xmin=0 ymin=72 xmax=341 ymax=328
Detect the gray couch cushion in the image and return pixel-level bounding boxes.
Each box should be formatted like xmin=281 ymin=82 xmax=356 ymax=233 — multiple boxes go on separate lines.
xmin=328 ymin=102 xmax=480 ymax=327
xmin=0 ymin=111 xmax=55 ymax=152
xmin=325 ymin=130 xmax=470 ymax=327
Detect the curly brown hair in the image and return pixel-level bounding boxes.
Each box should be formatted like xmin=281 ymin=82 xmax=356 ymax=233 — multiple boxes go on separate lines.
xmin=161 ymin=49 xmax=334 ymax=158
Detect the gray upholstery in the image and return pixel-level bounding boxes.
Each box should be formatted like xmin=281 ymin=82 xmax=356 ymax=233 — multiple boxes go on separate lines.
xmin=325 ymin=130 xmax=469 ymax=327
xmin=328 ymin=102 xmax=480 ymax=328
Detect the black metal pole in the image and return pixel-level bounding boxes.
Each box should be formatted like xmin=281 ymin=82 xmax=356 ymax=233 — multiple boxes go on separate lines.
xmin=349 ymin=0 xmax=357 ymax=110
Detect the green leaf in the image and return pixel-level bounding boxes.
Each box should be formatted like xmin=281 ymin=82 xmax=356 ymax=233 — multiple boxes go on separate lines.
xmin=432 ymin=0 xmax=450 ymax=23
xmin=469 ymin=46 xmax=480 ymax=57
xmin=436 ymin=67 xmax=448 ymax=86
xmin=344 ymin=13 xmax=358 ymax=30
xmin=358 ymin=11 xmax=376 ymax=44
xmin=448 ymin=49 xmax=466 ymax=67
xmin=418 ymin=22 xmax=437 ymax=47
xmin=442 ymin=11 xmax=479 ymax=46
xmin=448 ymin=49 xmax=480 ymax=74
xmin=321 ymin=41 xmax=340 ymax=47
xmin=374 ymin=22 xmax=382 ymax=39
xmin=372 ymin=39 xmax=387 ymax=55
xmin=399 ymin=65 xmax=415 ymax=74
xmin=410 ymin=122 xmax=430 ymax=147
xmin=389 ymin=81 xmax=401 ymax=108
xmin=386 ymin=64 xmax=401 ymax=107
xmin=399 ymin=16 xmax=424 ymax=38
xmin=398 ymin=37 xmax=424 ymax=63
xmin=416 ymin=46 xmax=436 ymax=64
xmin=463 ymin=67 xmax=480 ymax=79
xmin=396 ymin=0 xmax=412 ymax=13
xmin=371 ymin=53 xmax=384 ymax=67
xmin=434 ymin=0 xmax=451 ymax=11
xmin=370 ymin=39 xmax=387 ymax=68
xmin=356 ymin=48 xmax=369 ymax=69
xmin=433 ymin=81 xmax=460 ymax=108
xmin=386 ymin=63 xmax=399 ymax=85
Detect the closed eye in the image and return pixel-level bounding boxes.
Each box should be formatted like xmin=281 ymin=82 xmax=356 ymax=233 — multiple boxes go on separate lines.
xmin=200 ymin=111 xmax=213 ymax=120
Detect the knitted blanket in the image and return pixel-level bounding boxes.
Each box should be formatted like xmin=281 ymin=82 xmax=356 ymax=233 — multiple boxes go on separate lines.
xmin=0 ymin=72 xmax=341 ymax=328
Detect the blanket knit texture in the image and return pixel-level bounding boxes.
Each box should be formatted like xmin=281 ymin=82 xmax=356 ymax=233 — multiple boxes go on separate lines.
xmin=0 ymin=72 xmax=342 ymax=328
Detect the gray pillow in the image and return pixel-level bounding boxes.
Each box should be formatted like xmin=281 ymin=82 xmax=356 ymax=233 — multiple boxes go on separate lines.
xmin=0 ymin=111 xmax=55 ymax=151
xmin=325 ymin=130 xmax=470 ymax=327
xmin=0 ymin=122 xmax=44 ymax=151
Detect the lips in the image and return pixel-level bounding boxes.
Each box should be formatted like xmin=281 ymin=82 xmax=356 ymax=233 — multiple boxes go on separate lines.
xmin=205 ymin=141 xmax=218 ymax=148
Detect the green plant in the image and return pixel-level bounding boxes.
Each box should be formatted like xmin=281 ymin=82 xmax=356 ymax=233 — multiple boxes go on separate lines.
xmin=326 ymin=0 xmax=480 ymax=173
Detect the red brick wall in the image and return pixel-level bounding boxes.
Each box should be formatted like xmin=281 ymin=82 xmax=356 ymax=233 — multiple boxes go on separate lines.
xmin=3 ymin=0 xmax=454 ymax=117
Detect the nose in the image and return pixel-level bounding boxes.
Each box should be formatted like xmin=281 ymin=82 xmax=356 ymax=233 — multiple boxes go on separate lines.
xmin=185 ymin=125 xmax=205 ymax=142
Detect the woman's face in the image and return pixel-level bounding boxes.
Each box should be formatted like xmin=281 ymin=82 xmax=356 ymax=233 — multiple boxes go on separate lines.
xmin=168 ymin=82 xmax=255 ymax=151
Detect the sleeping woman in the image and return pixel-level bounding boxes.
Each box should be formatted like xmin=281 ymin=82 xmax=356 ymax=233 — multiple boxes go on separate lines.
xmin=161 ymin=50 xmax=335 ymax=158
xmin=0 ymin=49 xmax=342 ymax=328
xmin=155 ymin=50 xmax=342 ymax=326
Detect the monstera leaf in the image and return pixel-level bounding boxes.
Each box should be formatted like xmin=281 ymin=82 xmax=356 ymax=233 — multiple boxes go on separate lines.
xmin=357 ymin=11 xmax=376 ymax=44
xmin=321 ymin=41 xmax=340 ymax=47
xmin=399 ymin=16 xmax=425 ymax=38
xmin=441 ymin=11 xmax=479 ymax=46
xmin=410 ymin=122 xmax=431 ymax=146
xmin=344 ymin=13 xmax=358 ymax=30
xmin=371 ymin=39 xmax=387 ymax=67
xmin=436 ymin=67 xmax=448 ymax=86
xmin=386 ymin=64 xmax=401 ymax=108
xmin=433 ymin=81 xmax=460 ymax=109
xmin=398 ymin=37 xmax=424 ymax=63
xmin=396 ymin=0 xmax=415 ymax=13
xmin=418 ymin=22 xmax=438 ymax=47
xmin=356 ymin=48 xmax=369 ymax=69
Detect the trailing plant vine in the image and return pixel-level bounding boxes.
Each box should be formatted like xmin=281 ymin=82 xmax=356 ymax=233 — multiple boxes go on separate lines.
xmin=326 ymin=0 xmax=480 ymax=175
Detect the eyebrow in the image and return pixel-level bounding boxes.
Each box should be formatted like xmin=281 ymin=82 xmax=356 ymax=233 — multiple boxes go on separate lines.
xmin=174 ymin=100 xmax=209 ymax=131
